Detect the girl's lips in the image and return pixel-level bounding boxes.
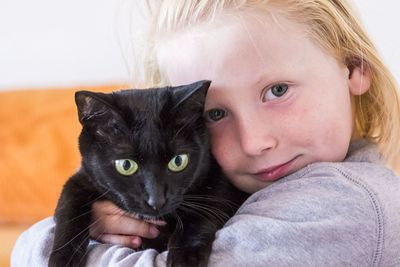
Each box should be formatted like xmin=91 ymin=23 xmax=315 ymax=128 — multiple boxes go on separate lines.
xmin=254 ymin=156 xmax=300 ymax=182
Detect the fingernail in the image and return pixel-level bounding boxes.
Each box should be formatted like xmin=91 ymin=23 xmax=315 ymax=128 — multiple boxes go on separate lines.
xmin=149 ymin=226 xmax=160 ymax=237
xmin=132 ymin=237 xmax=142 ymax=247
xmin=158 ymin=221 xmax=167 ymax=226
xmin=147 ymin=219 xmax=167 ymax=226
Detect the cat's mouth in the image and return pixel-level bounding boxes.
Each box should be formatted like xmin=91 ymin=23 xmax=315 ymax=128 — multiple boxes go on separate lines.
xmin=130 ymin=211 xmax=165 ymax=222
xmin=113 ymin=192 xmax=183 ymax=220
xmin=121 ymin=202 xmax=182 ymax=221
xmin=127 ymin=207 xmax=178 ymax=222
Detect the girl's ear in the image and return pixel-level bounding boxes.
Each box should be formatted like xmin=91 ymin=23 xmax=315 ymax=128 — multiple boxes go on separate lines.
xmin=346 ymin=58 xmax=372 ymax=96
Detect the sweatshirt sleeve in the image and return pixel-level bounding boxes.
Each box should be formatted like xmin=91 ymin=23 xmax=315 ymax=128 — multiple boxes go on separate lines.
xmin=11 ymin=217 xmax=168 ymax=267
xmin=11 ymin=166 xmax=379 ymax=267
xmin=208 ymin=166 xmax=379 ymax=267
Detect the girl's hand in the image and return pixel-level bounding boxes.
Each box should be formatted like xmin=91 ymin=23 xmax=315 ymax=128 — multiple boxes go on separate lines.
xmin=90 ymin=200 xmax=166 ymax=249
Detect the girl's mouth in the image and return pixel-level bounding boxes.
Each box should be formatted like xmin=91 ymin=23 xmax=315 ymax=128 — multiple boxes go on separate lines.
xmin=254 ymin=155 xmax=300 ymax=182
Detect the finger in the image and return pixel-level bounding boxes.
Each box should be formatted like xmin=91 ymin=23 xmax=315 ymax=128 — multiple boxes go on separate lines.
xmin=133 ymin=217 xmax=167 ymax=226
xmin=96 ymin=234 xmax=142 ymax=249
xmin=91 ymin=214 xmax=160 ymax=239
xmin=92 ymin=200 xmax=125 ymax=216
xmin=92 ymin=200 xmax=167 ymax=226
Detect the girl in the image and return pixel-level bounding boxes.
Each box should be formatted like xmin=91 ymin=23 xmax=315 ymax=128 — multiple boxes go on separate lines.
xmin=12 ymin=0 xmax=400 ymax=266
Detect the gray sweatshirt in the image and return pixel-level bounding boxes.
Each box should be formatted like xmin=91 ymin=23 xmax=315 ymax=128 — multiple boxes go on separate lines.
xmin=11 ymin=140 xmax=400 ymax=266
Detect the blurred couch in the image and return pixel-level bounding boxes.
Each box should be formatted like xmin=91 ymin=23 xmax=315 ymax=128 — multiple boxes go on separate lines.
xmin=0 ymin=85 xmax=125 ymax=266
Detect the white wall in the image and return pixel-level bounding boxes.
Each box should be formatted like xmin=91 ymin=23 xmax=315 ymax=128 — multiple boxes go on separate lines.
xmin=0 ymin=0 xmax=399 ymax=91
xmin=0 ymin=0 xmax=134 ymax=90
xmin=353 ymin=0 xmax=400 ymax=82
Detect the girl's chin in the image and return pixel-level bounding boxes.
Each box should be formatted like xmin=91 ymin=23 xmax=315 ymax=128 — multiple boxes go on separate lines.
xmin=233 ymin=179 xmax=275 ymax=194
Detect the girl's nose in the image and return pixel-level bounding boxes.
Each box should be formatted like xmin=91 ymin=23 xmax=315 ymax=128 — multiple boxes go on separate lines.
xmin=236 ymin=117 xmax=277 ymax=157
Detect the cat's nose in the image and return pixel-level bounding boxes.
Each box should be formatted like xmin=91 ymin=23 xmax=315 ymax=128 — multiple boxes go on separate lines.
xmin=147 ymin=195 xmax=165 ymax=211
xmin=144 ymin=174 xmax=167 ymax=211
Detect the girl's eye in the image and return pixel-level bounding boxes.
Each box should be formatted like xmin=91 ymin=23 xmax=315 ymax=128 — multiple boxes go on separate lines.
xmin=168 ymin=154 xmax=189 ymax=172
xmin=206 ymin=109 xmax=226 ymax=122
xmin=263 ymin=83 xmax=289 ymax=101
xmin=115 ymin=159 xmax=138 ymax=175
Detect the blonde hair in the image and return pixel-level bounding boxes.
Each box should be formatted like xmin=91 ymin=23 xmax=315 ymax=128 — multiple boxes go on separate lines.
xmin=130 ymin=0 xmax=400 ymax=171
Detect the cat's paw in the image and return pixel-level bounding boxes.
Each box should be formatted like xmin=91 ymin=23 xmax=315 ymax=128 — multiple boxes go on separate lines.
xmin=167 ymin=246 xmax=210 ymax=267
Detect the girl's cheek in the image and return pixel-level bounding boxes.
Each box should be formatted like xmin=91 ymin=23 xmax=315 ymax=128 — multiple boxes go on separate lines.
xmin=209 ymin=126 xmax=236 ymax=172
xmin=208 ymin=126 xmax=224 ymax=153
xmin=208 ymin=128 xmax=222 ymax=159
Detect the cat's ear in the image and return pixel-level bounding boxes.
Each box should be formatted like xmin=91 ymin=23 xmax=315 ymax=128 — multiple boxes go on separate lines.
xmin=75 ymin=91 xmax=126 ymax=138
xmin=170 ymin=80 xmax=211 ymax=109
xmin=75 ymin=91 xmax=117 ymax=124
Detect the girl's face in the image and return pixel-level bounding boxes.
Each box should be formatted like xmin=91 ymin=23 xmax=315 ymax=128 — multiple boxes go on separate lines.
xmin=158 ymin=11 xmax=370 ymax=193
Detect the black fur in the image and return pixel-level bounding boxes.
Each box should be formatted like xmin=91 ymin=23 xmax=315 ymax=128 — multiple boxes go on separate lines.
xmin=49 ymin=80 xmax=249 ymax=267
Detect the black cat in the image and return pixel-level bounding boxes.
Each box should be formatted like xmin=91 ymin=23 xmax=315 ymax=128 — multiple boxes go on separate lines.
xmin=49 ymin=80 xmax=249 ymax=267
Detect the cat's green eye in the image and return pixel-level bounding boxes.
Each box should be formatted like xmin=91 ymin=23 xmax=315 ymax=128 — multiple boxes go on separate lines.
xmin=168 ymin=154 xmax=189 ymax=172
xmin=115 ymin=159 xmax=138 ymax=176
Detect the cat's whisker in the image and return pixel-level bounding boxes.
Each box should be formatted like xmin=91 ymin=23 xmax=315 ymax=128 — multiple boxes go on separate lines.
xmin=52 ymin=215 xmax=104 ymax=252
xmin=82 ymin=189 xmax=111 ymax=208
xmin=184 ymin=194 xmax=240 ymax=209
xmin=180 ymin=201 xmax=230 ymax=226
xmin=60 ymin=209 xmax=93 ymax=226
xmin=56 ymin=190 xmax=113 ymax=227
xmin=175 ymin=212 xmax=184 ymax=232
xmin=179 ymin=203 xmax=214 ymax=224
xmin=98 ymin=208 xmax=129 ymax=238
xmin=178 ymin=204 xmax=218 ymax=228
xmin=167 ymin=212 xmax=183 ymax=235
xmin=66 ymin=231 xmax=91 ymax=267
xmin=170 ymin=114 xmax=200 ymax=143
xmin=183 ymin=195 xmax=241 ymax=215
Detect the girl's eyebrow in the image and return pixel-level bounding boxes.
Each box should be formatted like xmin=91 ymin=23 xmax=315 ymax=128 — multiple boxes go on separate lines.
xmin=253 ymin=74 xmax=270 ymax=88
xmin=253 ymin=77 xmax=264 ymax=87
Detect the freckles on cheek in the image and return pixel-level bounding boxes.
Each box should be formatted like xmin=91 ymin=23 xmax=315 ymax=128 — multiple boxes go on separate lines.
xmin=209 ymin=131 xmax=224 ymax=159
xmin=208 ymin=128 xmax=233 ymax=170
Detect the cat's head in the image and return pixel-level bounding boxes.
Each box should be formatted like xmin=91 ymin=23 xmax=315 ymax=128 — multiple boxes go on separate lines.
xmin=75 ymin=80 xmax=211 ymax=218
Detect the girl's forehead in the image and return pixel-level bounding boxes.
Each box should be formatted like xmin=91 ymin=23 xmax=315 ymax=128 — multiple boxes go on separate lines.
xmin=159 ymin=9 xmax=309 ymax=49
xmin=157 ymin=9 xmax=327 ymax=85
